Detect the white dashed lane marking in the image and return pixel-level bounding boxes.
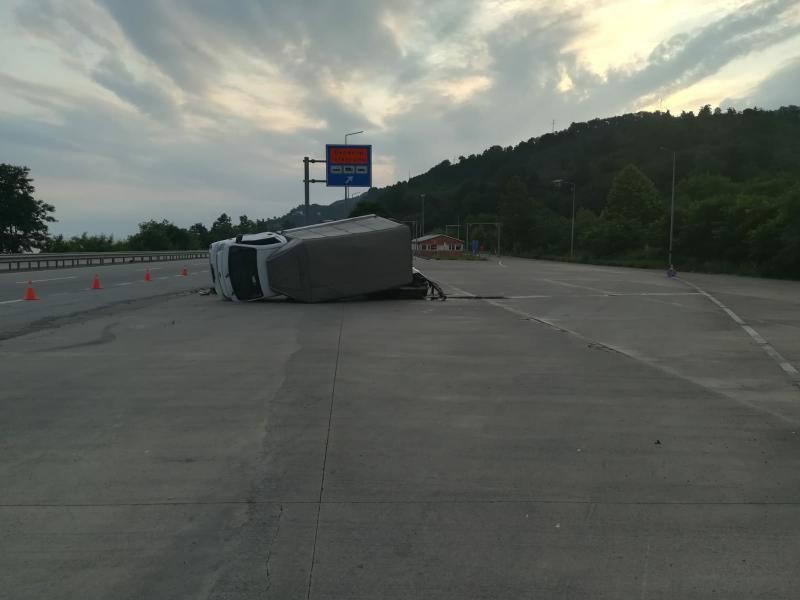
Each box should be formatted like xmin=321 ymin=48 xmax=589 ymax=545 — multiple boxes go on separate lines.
xmin=14 ymin=276 xmax=77 ymax=284
xmin=681 ymin=279 xmax=800 ymax=380
xmin=447 ymin=281 xmax=799 ymax=423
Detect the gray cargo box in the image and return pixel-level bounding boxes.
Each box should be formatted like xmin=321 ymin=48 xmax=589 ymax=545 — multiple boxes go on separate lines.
xmin=266 ymin=215 xmax=412 ymax=302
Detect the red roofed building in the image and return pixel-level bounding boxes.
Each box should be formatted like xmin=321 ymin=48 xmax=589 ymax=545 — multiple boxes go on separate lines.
xmin=412 ymin=234 xmax=464 ymax=257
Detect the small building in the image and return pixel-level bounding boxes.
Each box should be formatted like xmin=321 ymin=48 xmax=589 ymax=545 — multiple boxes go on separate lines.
xmin=412 ymin=234 xmax=465 ymax=257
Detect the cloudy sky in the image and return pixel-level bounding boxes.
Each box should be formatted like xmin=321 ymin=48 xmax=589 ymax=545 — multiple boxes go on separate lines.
xmin=1 ymin=0 xmax=798 ymax=237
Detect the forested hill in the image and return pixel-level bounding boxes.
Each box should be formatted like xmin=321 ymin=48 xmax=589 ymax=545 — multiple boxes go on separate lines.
xmin=40 ymin=106 xmax=800 ymax=278
xmin=356 ymin=105 xmax=800 ymax=277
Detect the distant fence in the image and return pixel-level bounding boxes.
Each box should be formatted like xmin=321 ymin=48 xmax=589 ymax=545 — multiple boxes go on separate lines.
xmin=0 ymin=250 xmax=208 ymax=273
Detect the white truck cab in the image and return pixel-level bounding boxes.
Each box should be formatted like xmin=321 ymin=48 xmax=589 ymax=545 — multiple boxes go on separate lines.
xmin=209 ymin=232 xmax=287 ymax=301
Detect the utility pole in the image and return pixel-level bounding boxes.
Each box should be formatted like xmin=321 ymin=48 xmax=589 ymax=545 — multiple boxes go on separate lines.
xmin=570 ymin=182 xmax=576 ymax=259
xmin=669 ymin=150 xmax=676 ymax=270
xmin=660 ymin=147 xmax=677 ymax=271
xmin=497 ymin=223 xmax=501 ymax=256
xmin=552 ymin=179 xmax=577 ymax=258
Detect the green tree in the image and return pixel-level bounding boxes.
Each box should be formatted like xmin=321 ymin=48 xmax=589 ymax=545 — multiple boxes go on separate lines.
xmin=44 ymin=234 xmax=71 ymax=252
xmin=237 ymin=214 xmax=256 ymax=234
xmin=126 ymin=220 xmax=196 ymax=250
xmin=349 ymin=200 xmax=389 ymax=218
xmin=588 ymin=164 xmax=664 ymax=257
xmin=498 ymin=176 xmax=533 ymax=252
xmin=604 ymin=164 xmax=662 ymax=225
xmin=0 ymin=164 xmax=55 ymax=253
xmin=466 ymin=223 xmax=497 ymax=251
xmin=574 ymin=208 xmax=600 ymax=257
xmin=210 ymin=213 xmax=235 ymax=241
xmin=127 ymin=220 xmax=173 ymax=251
xmin=464 ymin=212 xmax=499 ymax=251
xmin=189 ymin=222 xmax=211 ymax=248
xmin=44 ymin=232 xmax=119 ymax=252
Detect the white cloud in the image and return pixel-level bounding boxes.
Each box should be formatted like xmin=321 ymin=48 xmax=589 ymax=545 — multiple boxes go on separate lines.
xmin=1 ymin=0 xmax=798 ymax=236
xmin=434 ymin=75 xmax=493 ymax=103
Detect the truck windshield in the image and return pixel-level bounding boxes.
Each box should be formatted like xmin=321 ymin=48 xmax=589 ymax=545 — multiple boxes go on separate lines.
xmin=228 ymin=246 xmax=263 ymax=300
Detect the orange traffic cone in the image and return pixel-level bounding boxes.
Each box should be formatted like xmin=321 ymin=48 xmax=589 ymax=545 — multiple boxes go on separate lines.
xmin=24 ymin=280 xmax=39 ymax=301
xmin=144 ymin=269 xmax=152 ymax=282
xmin=180 ymin=266 xmax=188 ymax=276
xmin=91 ymin=274 xmax=102 ymax=290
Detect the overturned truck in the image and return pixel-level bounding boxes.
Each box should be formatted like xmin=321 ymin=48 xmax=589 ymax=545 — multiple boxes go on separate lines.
xmin=209 ymin=215 xmax=445 ymax=302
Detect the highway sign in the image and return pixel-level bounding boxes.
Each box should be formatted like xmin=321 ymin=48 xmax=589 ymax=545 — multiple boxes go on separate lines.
xmin=326 ymin=144 xmax=372 ymax=188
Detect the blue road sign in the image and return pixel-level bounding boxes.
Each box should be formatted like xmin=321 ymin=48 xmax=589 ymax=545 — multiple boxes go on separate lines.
xmin=326 ymin=144 xmax=372 ymax=187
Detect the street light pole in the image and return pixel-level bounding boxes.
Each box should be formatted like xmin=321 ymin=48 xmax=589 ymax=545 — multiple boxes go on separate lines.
xmin=570 ymin=182 xmax=576 ymax=259
xmin=661 ymin=147 xmax=677 ymax=271
xmin=669 ymin=150 xmax=676 ymax=270
xmin=552 ymin=179 xmax=576 ymax=258
xmin=344 ymin=130 xmax=364 ymax=215
xmin=420 ymin=194 xmax=426 ymax=235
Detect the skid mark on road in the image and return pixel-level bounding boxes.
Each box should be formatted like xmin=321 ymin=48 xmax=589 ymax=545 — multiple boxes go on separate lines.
xmin=681 ymin=278 xmax=800 ymax=386
xmin=35 ymin=322 xmax=119 ymax=352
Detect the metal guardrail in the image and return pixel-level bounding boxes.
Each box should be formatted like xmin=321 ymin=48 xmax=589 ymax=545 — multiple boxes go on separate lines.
xmin=0 ymin=251 xmax=208 ymax=273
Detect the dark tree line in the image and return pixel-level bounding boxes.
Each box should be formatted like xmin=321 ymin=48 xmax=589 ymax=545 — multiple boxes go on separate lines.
xmin=6 ymin=105 xmax=800 ymax=277
xmin=357 ymin=105 xmax=800 ymax=277
xmin=44 ymin=213 xmax=296 ymax=253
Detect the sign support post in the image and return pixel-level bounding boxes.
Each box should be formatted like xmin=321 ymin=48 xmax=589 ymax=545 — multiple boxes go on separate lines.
xmin=303 ymin=157 xmax=310 ymax=225
xmin=302 ymin=156 xmax=327 ymax=226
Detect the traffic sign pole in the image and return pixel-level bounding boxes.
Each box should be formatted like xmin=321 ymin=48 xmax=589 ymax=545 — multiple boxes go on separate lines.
xmin=302 ymin=157 xmax=326 ymax=226
xmin=303 ymin=157 xmax=309 ymax=225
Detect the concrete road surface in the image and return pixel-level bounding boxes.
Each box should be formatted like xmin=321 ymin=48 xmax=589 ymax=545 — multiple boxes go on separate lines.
xmin=0 ymin=259 xmax=210 ymax=339
xmin=1 ymin=256 xmax=799 ymax=599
